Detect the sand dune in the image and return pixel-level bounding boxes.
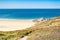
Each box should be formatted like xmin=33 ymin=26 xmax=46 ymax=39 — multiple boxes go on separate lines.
xmin=0 ymin=19 xmax=35 ymax=31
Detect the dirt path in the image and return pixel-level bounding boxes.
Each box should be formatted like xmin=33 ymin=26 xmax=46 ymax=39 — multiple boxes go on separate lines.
xmin=20 ymin=36 xmax=28 ymax=40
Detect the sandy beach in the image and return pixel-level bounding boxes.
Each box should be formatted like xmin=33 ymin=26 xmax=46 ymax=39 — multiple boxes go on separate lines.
xmin=0 ymin=19 xmax=35 ymax=31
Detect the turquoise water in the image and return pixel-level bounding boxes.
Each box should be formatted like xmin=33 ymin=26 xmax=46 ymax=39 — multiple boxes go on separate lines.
xmin=0 ymin=9 xmax=60 ymax=19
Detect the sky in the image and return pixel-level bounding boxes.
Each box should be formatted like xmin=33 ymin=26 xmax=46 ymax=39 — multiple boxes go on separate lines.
xmin=0 ymin=0 xmax=60 ymax=9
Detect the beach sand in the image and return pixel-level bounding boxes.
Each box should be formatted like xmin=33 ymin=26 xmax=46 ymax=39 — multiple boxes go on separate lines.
xmin=0 ymin=19 xmax=35 ymax=31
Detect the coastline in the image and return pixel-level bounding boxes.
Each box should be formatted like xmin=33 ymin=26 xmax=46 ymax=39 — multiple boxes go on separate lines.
xmin=0 ymin=18 xmax=35 ymax=31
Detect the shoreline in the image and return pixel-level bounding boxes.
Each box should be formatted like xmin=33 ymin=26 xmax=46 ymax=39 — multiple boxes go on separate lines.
xmin=0 ymin=18 xmax=34 ymax=20
xmin=0 ymin=19 xmax=35 ymax=31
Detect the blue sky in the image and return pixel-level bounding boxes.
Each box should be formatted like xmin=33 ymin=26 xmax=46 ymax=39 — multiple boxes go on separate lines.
xmin=0 ymin=0 xmax=60 ymax=9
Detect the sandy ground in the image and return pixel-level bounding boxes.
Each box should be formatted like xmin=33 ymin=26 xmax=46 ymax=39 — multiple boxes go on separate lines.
xmin=20 ymin=36 xmax=28 ymax=40
xmin=0 ymin=19 xmax=35 ymax=31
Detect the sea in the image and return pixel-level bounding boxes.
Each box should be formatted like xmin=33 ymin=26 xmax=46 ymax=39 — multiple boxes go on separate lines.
xmin=0 ymin=9 xmax=60 ymax=19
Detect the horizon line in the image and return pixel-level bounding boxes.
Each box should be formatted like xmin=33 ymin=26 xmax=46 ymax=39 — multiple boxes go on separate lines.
xmin=0 ymin=8 xmax=60 ymax=9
